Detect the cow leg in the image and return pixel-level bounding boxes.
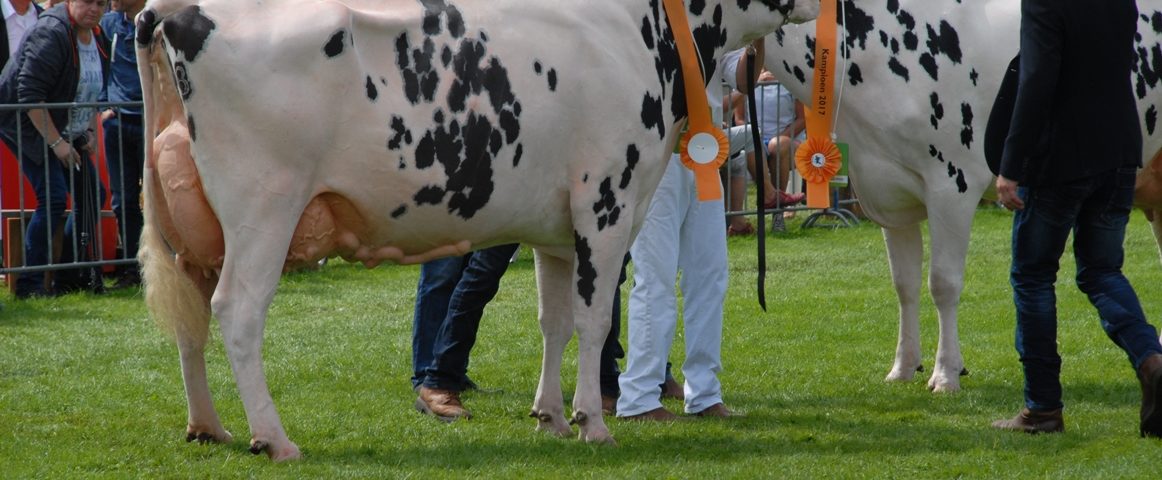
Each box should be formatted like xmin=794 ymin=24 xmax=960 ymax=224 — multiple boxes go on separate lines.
xmin=882 ymin=225 xmax=924 ymax=382
xmin=570 ymin=241 xmax=618 ymax=444
xmin=924 ymin=208 xmax=970 ymax=393
xmin=530 ymin=250 xmax=574 ymax=437
xmin=212 ymin=223 xmax=301 ymax=461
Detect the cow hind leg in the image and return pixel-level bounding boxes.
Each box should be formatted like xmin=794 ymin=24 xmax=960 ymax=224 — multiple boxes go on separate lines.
xmin=530 ymin=250 xmax=573 ymax=438
xmin=923 ymin=210 xmax=971 ymax=393
xmin=570 ymin=245 xmax=617 ymax=444
xmin=140 ymin=213 xmax=230 ymax=444
xmin=882 ymin=225 xmax=924 ymax=383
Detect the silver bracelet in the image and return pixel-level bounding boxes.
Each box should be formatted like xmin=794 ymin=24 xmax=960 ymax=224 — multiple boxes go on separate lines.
xmin=48 ymin=137 xmax=65 ymax=149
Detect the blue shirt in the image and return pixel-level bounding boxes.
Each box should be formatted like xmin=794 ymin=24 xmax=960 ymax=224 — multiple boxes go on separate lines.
xmin=99 ymin=10 xmax=140 ymax=115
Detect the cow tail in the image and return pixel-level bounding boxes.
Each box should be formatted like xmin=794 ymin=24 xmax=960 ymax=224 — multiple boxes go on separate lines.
xmin=136 ymin=1 xmax=211 ymax=345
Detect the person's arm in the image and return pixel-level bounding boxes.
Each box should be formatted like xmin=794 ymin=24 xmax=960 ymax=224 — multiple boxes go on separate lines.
xmin=998 ymin=0 xmax=1062 ymax=186
xmin=781 ymin=100 xmax=806 ymax=138
xmin=27 ymin=107 xmax=78 ymax=169
xmin=734 ymin=38 xmax=765 ymax=91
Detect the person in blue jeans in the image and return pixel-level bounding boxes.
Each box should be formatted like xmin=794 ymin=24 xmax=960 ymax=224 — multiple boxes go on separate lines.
xmin=413 ymin=247 xmax=639 ymax=421
xmin=98 ymin=0 xmax=144 ymax=288
xmin=991 ymin=0 xmax=1162 ymax=437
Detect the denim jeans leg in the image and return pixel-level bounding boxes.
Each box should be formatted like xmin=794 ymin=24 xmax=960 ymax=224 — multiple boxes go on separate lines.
xmin=1011 ymin=185 xmax=1077 ymax=411
xmin=16 ymin=153 xmax=69 ymax=296
xmin=412 ymin=254 xmax=468 ymax=389
xmin=104 ymin=118 xmax=145 ymax=261
xmin=1072 ymin=168 xmax=1162 ymax=368
xmin=600 ymin=253 xmax=630 ymax=398
xmin=424 ymin=243 xmax=518 ymax=391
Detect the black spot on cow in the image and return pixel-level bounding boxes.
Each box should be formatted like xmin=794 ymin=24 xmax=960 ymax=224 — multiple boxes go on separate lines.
xmin=690 ymin=0 xmax=706 ymax=15
xmin=513 ymin=143 xmax=523 ymax=167
xmin=890 ymin=37 xmax=899 ymax=55
xmin=323 ymin=29 xmax=346 ymax=58
xmin=926 ymin=21 xmax=963 ymax=64
xmin=434 ymin=109 xmax=445 ymax=124
xmin=442 ymin=46 xmax=453 ymax=67
xmin=969 ymin=69 xmax=979 ymax=87
xmin=919 ymin=52 xmax=938 ymax=81
xmin=929 ymin=92 xmax=943 ymax=129
xmin=419 ymin=0 xmax=465 ymax=38
xmin=414 ymin=186 xmax=446 ymax=205
xmin=789 ymin=62 xmax=806 ymax=84
xmin=533 ymin=60 xmax=543 ymax=74
xmin=136 ymin=9 xmax=157 ymax=46
xmin=947 ymin=163 xmax=968 ymax=193
xmin=887 ymin=0 xmax=899 ymax=14
xmin=619 ymin=144 xmax=640 ymax=189
xmin=960 ymin=103 xmax=974 ymax=149
xmin=902 ymin=31 xmax=919 ymax=51
xmin=395 ymin=34 xmax=440 ymax=105
xmin=162 ymin=6 xmax=216 ymax=63
xmin=593 ymin=178 xmax=621 ymax=231
xmin=173 ymin=61 xmax=193 ymax=100
xmin=388 ymin=116 xmax=413 ymax=150
xmin=641 ymin=93 xmax=666 ymax=140
xmin=1153 ymin=11 xmax=1162 ymax=34
xmin=1147 ymin=105 xmax=1158 ymax=136
xmin=365 ymin=76 xmax=378 ymax=101
xmin=583 ymin=173 xmax=589 ymax=183
xmin=841 ymin=2 xmax=875 ymax=51
xmin=640 ymin=16 xmax=655 ymax=49
xmin=187 ymin=115 xmax=196 ymax=142
xmin=848 ymin=62 xmax=863 ymax=85
xmin=879 ymin=30 xmax=889 ymax=48
xmin=391 ymin=205 xmax=408 ymax=219
xmin=574 ymin=232 xmax=597 ymax=307
xmin=895 ymin=10 xmax=916 ymax=32
xmin=888 ymin=56 xmax=910 ymax=82
xmin=547 ymin=68 xmax=558 ymax=91
xmin=928 ymin=144 xmax=939 ymax=158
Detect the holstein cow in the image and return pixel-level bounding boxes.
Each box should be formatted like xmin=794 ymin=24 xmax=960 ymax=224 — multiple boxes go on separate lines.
xmin=135 ymin=0 xmax=819 ymax=460
xmin=765 ymin=0 xmax=1162 ymax=392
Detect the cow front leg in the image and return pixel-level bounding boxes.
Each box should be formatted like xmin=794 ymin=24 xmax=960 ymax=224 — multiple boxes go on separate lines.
xmin=530 ymin=250 xmax=573 ymax=437
xmin=924 ymin=209 xmax=971 ymax=393
xmin=213 ymin=231 xmax=301 ymax=461
xmin=882 ymin=225 xmax=924 ymax=382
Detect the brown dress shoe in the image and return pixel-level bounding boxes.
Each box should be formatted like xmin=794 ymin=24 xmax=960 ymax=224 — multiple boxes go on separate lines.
xmin=991 ymin=407 xmax=1064 ymax=434
xmin=1138 ymin=353 xmax=1162 ymax=438
xmin=415 ymin=386 xmax=471 ymax=422
xmin=661 ymin=377 xmax=684 ymax=401
xmin=621 ymin=406 xmax=679 ymax=421
xmin=601 ymin=395 xmax=617 ymax=416
xmin=692 ymin=402 xmax=738 ymax=418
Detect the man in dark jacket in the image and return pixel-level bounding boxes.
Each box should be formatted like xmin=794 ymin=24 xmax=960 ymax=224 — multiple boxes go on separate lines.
xmin=991 ymin=0 xmax=1162 ymax=438
xmin=0 ymin=0 xmax=109 ymax=298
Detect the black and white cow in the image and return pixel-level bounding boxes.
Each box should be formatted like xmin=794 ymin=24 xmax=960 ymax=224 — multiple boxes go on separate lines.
xmin=135 ymin=0 xmax=819 ymax=460
xmin=767 ymin=0 xmax=1162 ymax=392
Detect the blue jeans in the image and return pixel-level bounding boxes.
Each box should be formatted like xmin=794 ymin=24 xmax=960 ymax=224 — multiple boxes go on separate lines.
xmin=103 ymin=115 xmax=144 ymax=263
xmin=1011 ymin=167 xmax=1162 ymax=411
xmin=11 ymin=140 xmax=105 ymax=296
xmin=412 ymin=244 xmax=520 ymax=391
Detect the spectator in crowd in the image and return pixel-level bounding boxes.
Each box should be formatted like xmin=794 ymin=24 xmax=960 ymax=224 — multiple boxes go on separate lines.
xmin=98 ymin=0 xmax=142 ymax=288
xmin=616 ymin=42 xmax=763 ymax=421
xmin=0 ymin=0 xmax=109 ymax=299
xmin=991 ymin=0 xmax=1162 ymax=437
xmin=2 ymin=0 xmax=41 ymax=69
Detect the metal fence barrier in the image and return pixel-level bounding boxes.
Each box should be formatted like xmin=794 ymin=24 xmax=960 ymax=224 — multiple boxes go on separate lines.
xmin=0 ymin=100 xmax=142 ymax=292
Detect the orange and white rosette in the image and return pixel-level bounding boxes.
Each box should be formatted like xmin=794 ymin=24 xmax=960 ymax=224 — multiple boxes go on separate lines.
xmin=663 ymin=0 xmax=728 ymax=201
xmin=795 ymin=136 xmax=842 ymax=206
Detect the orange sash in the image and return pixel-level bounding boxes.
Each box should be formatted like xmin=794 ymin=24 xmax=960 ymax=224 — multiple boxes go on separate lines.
xmin=794 ymin=0 xmax=842 ymax=208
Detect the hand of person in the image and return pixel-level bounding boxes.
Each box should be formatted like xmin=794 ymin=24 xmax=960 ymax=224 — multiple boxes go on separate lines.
xmin=84 ymin=129 xmax=98 ymax=153
xmin=51 ymin=138 xmax=79 ymax=170
xmin=100 ymin=109 xmax=116 ymax=123
xmin=996 ymin=175 xmax=1024 ymax=211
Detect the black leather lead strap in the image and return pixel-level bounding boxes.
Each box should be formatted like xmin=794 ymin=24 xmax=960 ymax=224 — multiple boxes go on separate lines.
xmin=744 ymin=47 xmax=767 ymax=312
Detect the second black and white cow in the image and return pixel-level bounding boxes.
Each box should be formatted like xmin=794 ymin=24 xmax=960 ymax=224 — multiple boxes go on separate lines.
xmin=767 ymin=0 xmax=1162 ymax=392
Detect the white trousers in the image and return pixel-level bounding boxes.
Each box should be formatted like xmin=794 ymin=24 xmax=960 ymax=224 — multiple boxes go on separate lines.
xmin=617 ymin=154 xmax=728 ymax=416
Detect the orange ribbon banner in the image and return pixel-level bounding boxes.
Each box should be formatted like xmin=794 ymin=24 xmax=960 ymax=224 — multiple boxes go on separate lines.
xmin=662 ymin=0 xmax=729 ymax=201
xmin=795 ymin=0 xmax=840 ymax=209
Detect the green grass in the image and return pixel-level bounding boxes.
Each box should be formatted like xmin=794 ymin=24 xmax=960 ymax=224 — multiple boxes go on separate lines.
xmin=3 ymin=205 xmax=1162 ymax=478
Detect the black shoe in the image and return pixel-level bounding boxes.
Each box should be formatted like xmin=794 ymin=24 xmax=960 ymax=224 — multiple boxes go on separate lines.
xmin=1138 ymin=353 xmax=1162 ymax=438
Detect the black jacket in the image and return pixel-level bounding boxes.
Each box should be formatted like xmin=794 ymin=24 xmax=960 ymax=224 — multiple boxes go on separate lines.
xmin=998 ymin=0 xmax=1142 ymax=187
xmin=0 ymin=1 xmax=44 ymax=69
xmin=0 ymin=3 xmax=109 ymax=165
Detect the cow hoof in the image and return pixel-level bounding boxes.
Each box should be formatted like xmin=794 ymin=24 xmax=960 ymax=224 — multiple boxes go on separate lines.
xmin=569 ymin=411 xmax=588 ymax=426
xmin=580 ymin=430 xmax=616 ymax=445
xmin=185 ymin=426 xmax=232 ymax=444
xmin=250 ymin=438 xmax=302 ymax=461
xmin=531 ymin=410 xmax=572 ymax=437
xmin=927 ymin=376 xmax=961 ymax=393
xmin=884 ymin=365 xmax=919 ymax=382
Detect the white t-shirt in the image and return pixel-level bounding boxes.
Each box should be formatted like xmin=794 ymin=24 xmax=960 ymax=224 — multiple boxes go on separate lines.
xmin=65 ymin=35 xmax=102 ymax=138
xmin=3 ymin=0 xmax=37 ymax=58
xmin=750 ymin=82 xmax=797 ymax=141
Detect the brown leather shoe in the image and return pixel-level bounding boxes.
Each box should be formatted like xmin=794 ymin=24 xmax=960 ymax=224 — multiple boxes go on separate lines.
xmin=414 ymin=386 xmax=471 ymax=422
xmin=621 ymin=407 xmax=679 ymax=421
xmin=692 ymin=402 xmax=739 ymax=418
xmin=601 ymin=395 xmax=617 ymax=416
xmin=1138 ymin=353 xmax=1162 ymax=438
xmin=661 ymin=377 xmax=684 ymax=401
xmin=991 ymin=407 xmax=1064 ymax=434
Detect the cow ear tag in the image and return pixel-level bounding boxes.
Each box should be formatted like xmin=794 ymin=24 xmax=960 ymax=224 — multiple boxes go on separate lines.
xmin=663 ymin=0 xmax=727 ymax=201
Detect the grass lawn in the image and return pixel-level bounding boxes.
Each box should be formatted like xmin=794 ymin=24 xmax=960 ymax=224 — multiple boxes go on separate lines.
xmin=2 ymin=205 xmax=1161 ymax=478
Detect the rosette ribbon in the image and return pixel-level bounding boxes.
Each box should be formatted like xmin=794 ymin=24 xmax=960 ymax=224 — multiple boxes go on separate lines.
xmin=795 ymin=136 xmax=842 ymax=208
